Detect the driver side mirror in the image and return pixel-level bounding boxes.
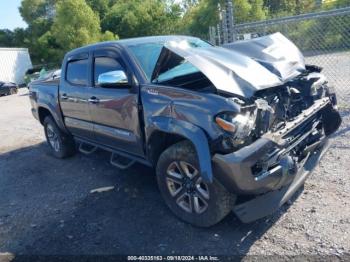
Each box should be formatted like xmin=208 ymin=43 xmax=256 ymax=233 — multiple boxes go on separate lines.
xmin=97 ymin=70 xmax=129 ymax=88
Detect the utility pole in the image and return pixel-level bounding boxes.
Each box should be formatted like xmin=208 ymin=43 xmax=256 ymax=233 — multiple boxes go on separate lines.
xmin=221 ymin=8 xmax=228 ymax=44
xmin=225 ymin=0 xmax=235 ymax=42
xmin=208 ymin=1 xmax=235 ymax=45
xmin=209 ymin=26 xmax=216 ymax=45
xmin=218 ymin=3 xmax=224 ymax=44
xmin=216 ymin=23 xmax=221 ymax=45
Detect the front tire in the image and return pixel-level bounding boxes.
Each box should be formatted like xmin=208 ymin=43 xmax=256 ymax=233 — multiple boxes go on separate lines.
xmin=156 ymin=141 xmax=236 ymax=227
xmin=44 ymin=116 xmax=76 ymax=158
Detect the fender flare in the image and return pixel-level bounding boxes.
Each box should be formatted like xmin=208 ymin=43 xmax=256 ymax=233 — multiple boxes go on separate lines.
xmin=37 ymin=102 xmax=68 ymax=133
xmin=149 ymin=116 xmax=213 ymax=183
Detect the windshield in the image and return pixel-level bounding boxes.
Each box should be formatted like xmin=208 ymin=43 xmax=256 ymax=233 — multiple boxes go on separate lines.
xmin=156 ymin=61 xmax=199 ymax=83
xmin=126 ymin=38 xmax=212 ymax=81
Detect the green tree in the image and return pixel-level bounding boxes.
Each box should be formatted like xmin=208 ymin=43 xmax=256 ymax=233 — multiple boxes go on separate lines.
xmin=102 ymin=0 xmax=182 ymax=38
xmin=52 ymin=0 xmax=100 ymax=51
xmin=249 ymin=0 xmax=266 ymax=20
xmin=18 ymin=0 xmax=57 ymax=63
xmin=52 ymin=0 xmax=116 ymax=55
xmin=86 ymin=0 xmax=110 ymax=19
xmin=321 ymin=0 xmax=350 ymax=9
xmin=0 ymin=30 xmax=15 ymax=47
xmin=15 ymin=0 xmax=118 ymax=64
xmin=19 ymin=0 xmax=48 ymax=25
xmin=263 ymin=0 xmax=315 ymax=17
xmin=181 ymin=0 xmax=267 ymax=38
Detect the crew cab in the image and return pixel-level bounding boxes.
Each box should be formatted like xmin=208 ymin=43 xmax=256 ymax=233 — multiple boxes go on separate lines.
xmin=29 ymin=34 xmax=341 ymax=227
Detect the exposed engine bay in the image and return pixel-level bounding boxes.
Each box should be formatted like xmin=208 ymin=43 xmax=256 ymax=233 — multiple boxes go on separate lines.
xmin=210 ymin=66 xmax=342 ymax=192
xmin=150 ymin=33 xmax=341 ymax=175
xmin=214 ymin=66 xmax=340 ymax=155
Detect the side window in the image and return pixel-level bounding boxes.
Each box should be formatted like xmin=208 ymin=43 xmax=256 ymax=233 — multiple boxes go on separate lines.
xmin=66 ymin=59 xmax=88 ymax=86
xmin=94 ymin=57 xmax=124 ymax=86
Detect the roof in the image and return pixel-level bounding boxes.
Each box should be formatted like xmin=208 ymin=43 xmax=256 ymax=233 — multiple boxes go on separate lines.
xmin=65 ymin=35 xmax=200 ymax=56
xmin=116 ymin=35 xmax=199 ymax=46
xmin=0 ymin=48 xmax=29 ymax=52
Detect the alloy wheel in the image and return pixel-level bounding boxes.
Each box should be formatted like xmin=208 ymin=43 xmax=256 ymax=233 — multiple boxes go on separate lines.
xmin=46 ymin=124 xmax=60 ymax=152
xmin=166 ymin=161 xmax=210 ymax=214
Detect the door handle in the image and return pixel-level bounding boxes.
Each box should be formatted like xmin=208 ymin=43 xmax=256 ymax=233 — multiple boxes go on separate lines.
xmin=61 ymin=93 xmax=68 ymax=100
xmin=88 ymin=96 xmax=99 ymax=104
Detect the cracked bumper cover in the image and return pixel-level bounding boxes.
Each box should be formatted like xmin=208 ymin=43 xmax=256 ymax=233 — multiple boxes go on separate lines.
xmin=211 ymin=98 xmax=341 ymax=223
xmin=233 ymin=138 xmax=330 ymax=223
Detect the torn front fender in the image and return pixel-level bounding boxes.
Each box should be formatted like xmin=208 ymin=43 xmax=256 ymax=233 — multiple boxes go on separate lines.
xmin=149 ymin=116 xmax=213 ymax=183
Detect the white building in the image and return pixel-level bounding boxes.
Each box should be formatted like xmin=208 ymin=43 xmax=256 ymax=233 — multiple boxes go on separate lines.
xmin=0 ymin=48 xmax=33 ymax=85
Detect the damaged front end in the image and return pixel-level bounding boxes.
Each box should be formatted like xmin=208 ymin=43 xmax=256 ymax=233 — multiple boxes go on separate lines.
xmin=211 ymin=57 xmax=342 ymax=224
xmin=211 ymin=70 xmax=341 ymax=222
xmin=147 ymin=34 xmax=341 ymax=213
xmin=137 ymin=33 xmax=342 ymax=223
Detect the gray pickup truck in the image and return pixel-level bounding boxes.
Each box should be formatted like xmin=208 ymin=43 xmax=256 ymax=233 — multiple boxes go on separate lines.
xmin=29 ymin=34 xmax=341 ymax=227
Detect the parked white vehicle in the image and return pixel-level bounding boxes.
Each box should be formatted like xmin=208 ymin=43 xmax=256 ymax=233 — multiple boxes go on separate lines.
xmin=0 ymin=48 xmax=32 ymax=85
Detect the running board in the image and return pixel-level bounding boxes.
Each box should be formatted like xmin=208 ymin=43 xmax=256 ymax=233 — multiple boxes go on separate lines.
xmin=73 ymin=137 xmax=152 ymax=168
xmin=110 ymin=153 xmax=135 ymax=170
xmin=79 ymin=142 xmax=98 ymax=155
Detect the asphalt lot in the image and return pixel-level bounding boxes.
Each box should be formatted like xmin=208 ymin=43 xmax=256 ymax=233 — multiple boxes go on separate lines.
xmin=0 ymin=88 xmax=349 ymax=258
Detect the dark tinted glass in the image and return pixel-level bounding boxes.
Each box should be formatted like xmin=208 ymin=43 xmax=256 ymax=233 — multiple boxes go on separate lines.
xmin=94 ymin=57 xmax=123 ymax=85
xmin=66 ymin=59 xmax=88 ymax=86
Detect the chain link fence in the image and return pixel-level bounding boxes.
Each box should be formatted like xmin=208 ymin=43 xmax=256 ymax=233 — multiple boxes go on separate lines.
xmin=232 ymin=7 xmax=350 ymax=106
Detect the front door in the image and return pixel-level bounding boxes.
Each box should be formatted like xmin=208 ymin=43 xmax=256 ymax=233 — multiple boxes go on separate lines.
xmin=88 ymin=50 xmax=144 ymax=156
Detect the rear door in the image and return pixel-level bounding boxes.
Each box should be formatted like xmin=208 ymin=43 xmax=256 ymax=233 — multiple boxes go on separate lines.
xmin=59 ymin=53 xmax=95 ymax=140
xmin=87 ymin=48 xmax=144 ymax=156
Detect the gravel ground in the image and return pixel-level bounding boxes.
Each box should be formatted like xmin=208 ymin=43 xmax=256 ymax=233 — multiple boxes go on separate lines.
xmin=0 ymin=89 xmax=349 ymax=259
xmin=306 ymin=51 xmax=350 ymax=105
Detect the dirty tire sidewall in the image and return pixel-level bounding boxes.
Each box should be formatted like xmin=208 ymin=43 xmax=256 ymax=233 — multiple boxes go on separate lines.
xmin=10 ymin=88 xmax=17 ymax=95
xmin=44 ymin=116 xmax=75 ymax=159
xmin=156 ymin=141 xmax=236 ymax=227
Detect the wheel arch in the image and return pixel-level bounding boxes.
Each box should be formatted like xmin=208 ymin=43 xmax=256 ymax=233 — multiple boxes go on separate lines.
xmin=147 ymin=130 xmax=186 ymax=167
xmin=36 ymin=103 xmax=69 ymax=134
xmin=38 ymin=107 xmax=52 ymax=125
xmin=146 ymin=116 xmax=213 ymax=183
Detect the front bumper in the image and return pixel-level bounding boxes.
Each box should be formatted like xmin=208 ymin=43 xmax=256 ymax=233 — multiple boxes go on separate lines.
xmin=212 ymin=97 xmax=341 ymax=195
xmin=233 ymin=138 xmax=330 ymax=223
xmin=212 ymin=97 xmax=341 ymax=223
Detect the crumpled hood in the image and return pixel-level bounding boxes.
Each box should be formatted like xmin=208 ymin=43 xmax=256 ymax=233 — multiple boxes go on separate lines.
xmin=162 ymin=33 xmax=305 ymax=98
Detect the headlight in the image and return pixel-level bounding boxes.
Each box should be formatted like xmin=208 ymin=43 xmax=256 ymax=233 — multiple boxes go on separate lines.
xmin=308 ymin=73 xmax=327 ymax=97
xmin=215 ymin=111 xmax=256 ymax=145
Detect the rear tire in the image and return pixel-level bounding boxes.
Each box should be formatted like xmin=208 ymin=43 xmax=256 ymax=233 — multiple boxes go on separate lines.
xmin=44 ymin=116 xmax=76 ymax=158
xmin=156 ymin=140 xmax=236 ymax=227
xmin=10 ymin=88 xmax=17 ymax=95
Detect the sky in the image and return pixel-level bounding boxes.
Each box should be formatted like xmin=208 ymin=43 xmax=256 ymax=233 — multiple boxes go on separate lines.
xmin=0 ymin=0 xmax=27 ymax=30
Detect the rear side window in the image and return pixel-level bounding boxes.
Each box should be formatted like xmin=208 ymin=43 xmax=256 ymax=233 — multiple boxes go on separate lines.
xmin=66 ymin=59 xmax=88 ymax=86
xmin=94 ymin=57 xmax=124 ymax=85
